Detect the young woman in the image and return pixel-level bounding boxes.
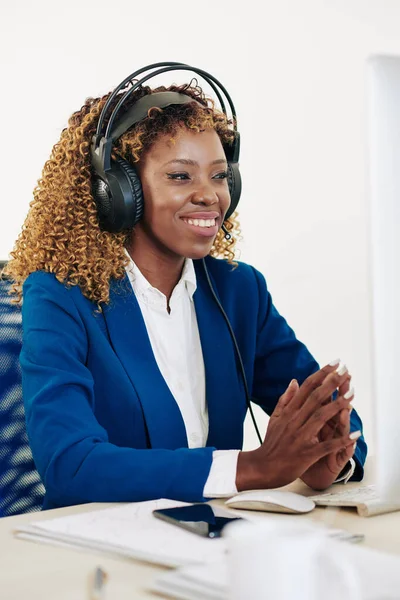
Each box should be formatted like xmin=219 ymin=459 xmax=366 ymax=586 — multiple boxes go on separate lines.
xmin=4 ymin=64 xmax=367 ymax=510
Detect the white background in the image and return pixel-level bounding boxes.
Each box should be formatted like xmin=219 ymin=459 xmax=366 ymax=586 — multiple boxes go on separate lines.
xmin=2 ymin=0 xmax=400 ymax=453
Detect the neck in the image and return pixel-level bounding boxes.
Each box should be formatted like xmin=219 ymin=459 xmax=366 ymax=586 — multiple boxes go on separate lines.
xmin=126 ymin=234 xmax=185 ymax=300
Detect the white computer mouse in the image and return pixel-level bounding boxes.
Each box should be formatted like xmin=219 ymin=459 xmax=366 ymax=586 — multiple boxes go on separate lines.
xmin=225 ymin=490 xmax=316 ymax=514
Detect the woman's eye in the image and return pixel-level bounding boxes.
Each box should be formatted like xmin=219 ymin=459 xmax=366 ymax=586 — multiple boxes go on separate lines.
xmin=214 ymin=171 xmax=228 ymax=180
xmin=167 ymin=173 xmax=189 ymax=180
xmin=166 ymin=171 xmax=228 ymax=181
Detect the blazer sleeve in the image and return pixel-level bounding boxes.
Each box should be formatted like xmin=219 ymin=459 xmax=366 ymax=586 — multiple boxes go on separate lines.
xmin=21 ymin=273 xmax=214 ymax=508
xmin=250 ymin=267 xmax=367 ymax=480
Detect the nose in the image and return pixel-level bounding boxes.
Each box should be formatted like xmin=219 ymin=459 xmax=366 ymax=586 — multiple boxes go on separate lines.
xmin=191 ymin=183 xmax=219 ymax=207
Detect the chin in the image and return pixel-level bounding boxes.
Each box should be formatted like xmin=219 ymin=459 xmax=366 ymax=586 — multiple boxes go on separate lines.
xmin=182 ymin=244 xmax=214 ymax=261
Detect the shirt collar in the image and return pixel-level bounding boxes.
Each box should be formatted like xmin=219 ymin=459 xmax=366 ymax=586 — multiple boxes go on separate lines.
xmin=179 ymin=256 xmax=197 ymax=299
xmin=124 ymin=249 xmax=197 ymax=301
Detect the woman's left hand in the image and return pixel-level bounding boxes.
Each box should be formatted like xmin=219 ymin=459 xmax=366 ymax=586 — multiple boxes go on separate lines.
xmin=300 ymin=370 xmax=357 ymax=490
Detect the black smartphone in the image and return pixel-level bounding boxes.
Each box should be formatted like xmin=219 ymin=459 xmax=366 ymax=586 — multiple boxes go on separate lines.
xmin=153 ymin=503 xmax=244 ymax=538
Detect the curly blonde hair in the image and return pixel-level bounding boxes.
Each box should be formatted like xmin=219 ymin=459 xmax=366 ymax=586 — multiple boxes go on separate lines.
xmin=4 ymin=80 xmax=241 ymax=305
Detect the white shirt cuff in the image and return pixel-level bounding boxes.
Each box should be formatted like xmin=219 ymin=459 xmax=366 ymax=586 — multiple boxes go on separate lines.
xmin=334 ymin=458 xmax=356 ymax=484
xmin=203 ymin=450 xmax=240 ymax=498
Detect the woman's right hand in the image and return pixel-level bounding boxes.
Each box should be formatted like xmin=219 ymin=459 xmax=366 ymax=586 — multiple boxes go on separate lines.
xmin=235 ymin=363 xmax=359 ymax=491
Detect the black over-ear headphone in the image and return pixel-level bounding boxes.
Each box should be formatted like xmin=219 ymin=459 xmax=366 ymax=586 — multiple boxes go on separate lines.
xmin=90 ymin=61 xmax=242 ymax=234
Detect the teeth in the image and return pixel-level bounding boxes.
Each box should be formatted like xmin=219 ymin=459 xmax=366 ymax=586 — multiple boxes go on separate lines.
xmin=183 ymin=217 xmax=216 ymax=227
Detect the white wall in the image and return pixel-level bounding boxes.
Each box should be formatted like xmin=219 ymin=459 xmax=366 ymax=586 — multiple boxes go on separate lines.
xmin=2 ymin=0 xmax=400 ymax=453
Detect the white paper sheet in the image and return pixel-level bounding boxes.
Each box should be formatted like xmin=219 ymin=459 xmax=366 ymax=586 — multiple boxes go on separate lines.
xmin=14 ymin=499 xmax=227 ymax=568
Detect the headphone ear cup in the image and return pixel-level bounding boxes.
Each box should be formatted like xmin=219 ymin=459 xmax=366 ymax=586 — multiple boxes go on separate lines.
xmin=92 ymin=176 xmax=113 ymax=223
xmin=225 ymin=162 xmax=242 ymax=221
xmin=92 ymin=157 xmax=144 ymax=233
xmin=115 ymin=157 xmax=144 ymax=226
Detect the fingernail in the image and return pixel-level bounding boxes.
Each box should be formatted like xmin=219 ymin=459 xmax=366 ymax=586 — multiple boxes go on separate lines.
xmin=349 ymin=430 xmax=361 ymax=440
xmin=329 ymin=358 xmax=341 ymax=366
xmin=353 ymin=442 xmax=357 ymax=451
xmin=336 ymin=364 xmax=348 ymax=376
xmin=344 ymin=387 xmax=354 ymax=400
xmin=348 ymin=405 xmax=353 ymax=414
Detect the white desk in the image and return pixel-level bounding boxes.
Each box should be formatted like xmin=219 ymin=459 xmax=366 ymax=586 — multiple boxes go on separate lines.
xmin=1 ymin=462 xmax=400 ymax=600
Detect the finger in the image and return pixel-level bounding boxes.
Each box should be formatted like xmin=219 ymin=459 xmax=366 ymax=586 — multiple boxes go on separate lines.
xmin=315 ymin=431 xmax=361 ymax=461
xmin=324 ymin=361 xmax=351 ymax=407
xmin=271 ymin=379 xmax=299 ymax=418
xmin=301 ymin=395 xmax=353 ymax=439
xmin=319 ymin=421 xmax=336 ymax=441
xmin=290 ymin=360 xmax=342 ymax=411
xmin=343 ymin=441 xmax=357 ymax=462
xmin=338 ymin=406 xmax=351 ymax=437
xmin=296 ymin=367 xmax=351 ymax=425
xmin=323 ymin=387 xmax=354 ymax=434
xmin=318 ymin=415 xmax=342 ymax=442
xmin=334 ymin=441 xmax=356 ymax=472
xmin=338 ymin=375 xmax=351 ymax=398
xmin=337 ymin=388 xmax=354 ymax=436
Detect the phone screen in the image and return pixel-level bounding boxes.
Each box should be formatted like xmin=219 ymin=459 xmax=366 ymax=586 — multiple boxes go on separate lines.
xmin=153 ymin=504 xmax=243 ymax=538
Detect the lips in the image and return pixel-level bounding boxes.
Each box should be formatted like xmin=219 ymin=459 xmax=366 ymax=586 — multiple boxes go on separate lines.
xmin=182 ymin=216 xmax=216 ymax=227
xmin=178 ymin=210 xmax=222 ymax=239
xmin=180 ymin=215 xmax=220 ymax=238
xmin=179 ymin=211 xmax=220 ymax=220
xmin=180 ymin=210 xmax=221 ymax=220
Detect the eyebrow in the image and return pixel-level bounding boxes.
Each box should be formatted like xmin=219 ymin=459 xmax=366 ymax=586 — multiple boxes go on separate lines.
xmin=162 ymin=158 xmax=227 ymax=167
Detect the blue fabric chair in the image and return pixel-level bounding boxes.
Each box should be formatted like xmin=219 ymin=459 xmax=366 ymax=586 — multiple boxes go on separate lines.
xmin=0 ymin=271 xmax=44 ymax=516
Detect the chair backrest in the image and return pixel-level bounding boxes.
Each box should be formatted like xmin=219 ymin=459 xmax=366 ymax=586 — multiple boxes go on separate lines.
xmin=0 ymin=269 xmax=44 ymax=516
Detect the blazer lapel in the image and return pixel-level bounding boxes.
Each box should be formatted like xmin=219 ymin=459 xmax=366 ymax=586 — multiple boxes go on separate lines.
xmin=102 ymin=274 xmax=188 ymax=449
xmin=194 ymin=261 xmax=245 ymax=450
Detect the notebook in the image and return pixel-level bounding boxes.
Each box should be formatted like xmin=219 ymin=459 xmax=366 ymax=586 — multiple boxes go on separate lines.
xmin=309 ymin=485 xmax=400 ymax=517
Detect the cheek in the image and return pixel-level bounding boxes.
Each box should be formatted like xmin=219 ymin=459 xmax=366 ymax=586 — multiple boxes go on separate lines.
xmin=141 ymin=184 xmax=183 ymax=224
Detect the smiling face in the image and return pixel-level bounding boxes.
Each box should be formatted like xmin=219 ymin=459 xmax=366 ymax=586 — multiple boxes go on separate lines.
xmin=131 ymin=126 xmax=231 ymax=262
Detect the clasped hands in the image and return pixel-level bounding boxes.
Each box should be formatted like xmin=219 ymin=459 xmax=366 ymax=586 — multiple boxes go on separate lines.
xmin=236 ymin=360 xmax=360 ymax=492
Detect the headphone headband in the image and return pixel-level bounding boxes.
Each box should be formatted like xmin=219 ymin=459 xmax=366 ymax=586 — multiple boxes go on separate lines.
xmin=110 ymin=92 xmax=205 ymax=142
xmin=91 ymin=62 xmax=240 ymax=174
xmin=95 ymin=62 xmax=237 ymax=138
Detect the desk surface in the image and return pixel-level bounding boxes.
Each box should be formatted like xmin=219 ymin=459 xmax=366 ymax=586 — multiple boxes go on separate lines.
xmin=2 ymin=462 xmax=400 ymax=600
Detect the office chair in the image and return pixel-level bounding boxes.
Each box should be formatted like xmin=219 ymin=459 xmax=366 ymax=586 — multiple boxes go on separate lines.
xmin=0 ymin=264 xmax=44 ymax=516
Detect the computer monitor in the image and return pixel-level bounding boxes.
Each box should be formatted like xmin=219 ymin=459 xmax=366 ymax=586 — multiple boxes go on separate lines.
xmin=367 ymin=55 xmax=400 ymax=501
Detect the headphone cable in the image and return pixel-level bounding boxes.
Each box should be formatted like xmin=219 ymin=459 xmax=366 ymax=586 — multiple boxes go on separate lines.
xmin=202 ymin=258 xmax=263 ymax=446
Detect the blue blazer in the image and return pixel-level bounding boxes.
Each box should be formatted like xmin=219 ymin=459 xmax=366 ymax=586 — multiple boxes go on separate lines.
xmin=21 ymin=257 xmax=367 ymax=510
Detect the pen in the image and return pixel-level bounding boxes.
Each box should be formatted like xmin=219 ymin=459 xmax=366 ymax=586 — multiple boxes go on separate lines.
xmin=89 ymin=566 xmax=108 ymax=600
